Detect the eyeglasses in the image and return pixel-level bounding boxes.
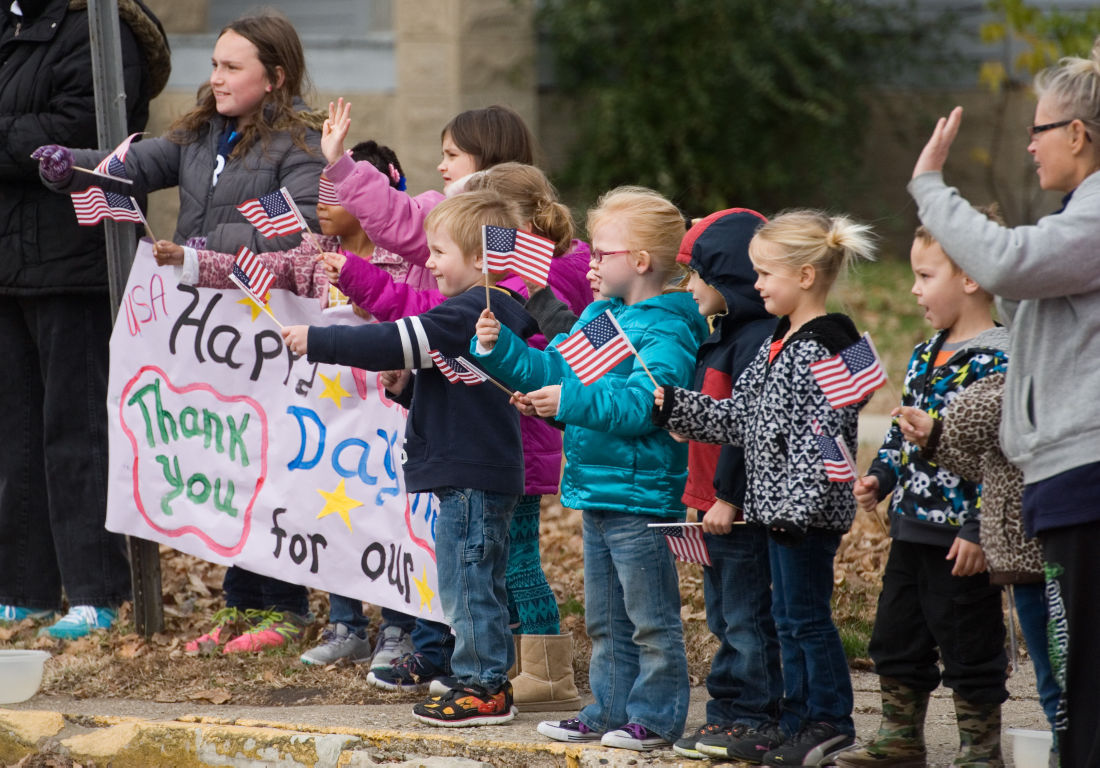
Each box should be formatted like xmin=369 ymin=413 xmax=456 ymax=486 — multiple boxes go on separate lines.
xmin=1028 ymin=119 xmax=1074 ymax=139
xmin=592 ymin=248 xmax=631 ymax=264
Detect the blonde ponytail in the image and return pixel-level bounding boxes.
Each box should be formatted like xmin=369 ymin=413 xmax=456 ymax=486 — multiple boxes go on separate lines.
xmin=749 ymin=209 xmax=876 ymax=289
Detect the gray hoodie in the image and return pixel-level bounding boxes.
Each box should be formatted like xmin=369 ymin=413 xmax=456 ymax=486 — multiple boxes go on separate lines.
xmin=908 ymin=169 xmax=1100 ymax=484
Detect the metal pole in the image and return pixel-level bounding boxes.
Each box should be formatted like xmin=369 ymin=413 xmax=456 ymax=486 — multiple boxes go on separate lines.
xmin=88 ymin=0 xmax=163 ymax=636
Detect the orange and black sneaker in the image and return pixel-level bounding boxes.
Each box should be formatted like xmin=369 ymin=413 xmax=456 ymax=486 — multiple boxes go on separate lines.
xmin=412 ymin=681 xmax=516 ymax=727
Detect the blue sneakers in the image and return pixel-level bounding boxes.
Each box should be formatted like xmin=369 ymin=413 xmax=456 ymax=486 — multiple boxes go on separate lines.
xmin=38 ymin=606 xmax=116 ymax=639
xmin=0 ymin=605 xmax=55 ymax=623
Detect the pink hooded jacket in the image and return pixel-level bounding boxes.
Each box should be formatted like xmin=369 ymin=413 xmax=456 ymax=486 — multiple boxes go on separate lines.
xmin=325 ymin=153 xmax=443 ymax=269
xmin=338 ymin=240 xmax=594 ymax=495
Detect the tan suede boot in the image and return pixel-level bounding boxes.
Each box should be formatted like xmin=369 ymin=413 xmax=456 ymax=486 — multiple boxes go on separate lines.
xmin=511 ymin=632 xmax=582 ymax=711
xmin=835 ymin=677 xmax=929 ymax=767
xmin=952 ymin=694 xmax=1003 ymax=767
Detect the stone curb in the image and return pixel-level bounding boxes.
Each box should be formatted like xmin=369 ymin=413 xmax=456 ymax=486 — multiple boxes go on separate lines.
xmin=0 ymin=708 xmax=710 ymax=768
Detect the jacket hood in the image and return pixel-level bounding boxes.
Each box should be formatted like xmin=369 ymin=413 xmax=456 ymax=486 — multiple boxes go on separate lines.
xmin=959 ymin=325 xmax=1009 ymax=354
xmin=69 ymin=0 xmax=172 ymax=99
xmin=678 ymin=208 xmax=770 ymax=324
xmin=608 ymin=290 xmax=710 ymax=346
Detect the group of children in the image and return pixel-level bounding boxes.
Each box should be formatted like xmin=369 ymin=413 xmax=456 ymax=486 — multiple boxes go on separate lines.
xmin=16 ymin=11 xmax=1066 ymax=766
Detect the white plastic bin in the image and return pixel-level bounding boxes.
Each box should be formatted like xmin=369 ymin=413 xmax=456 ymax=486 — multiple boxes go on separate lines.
xmin=1007 ymin=728 xmax=1053 ymax=768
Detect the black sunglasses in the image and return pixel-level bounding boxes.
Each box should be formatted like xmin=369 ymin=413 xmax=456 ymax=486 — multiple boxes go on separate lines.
xmin=1028 ymin=118 xmax=1092 ymax=142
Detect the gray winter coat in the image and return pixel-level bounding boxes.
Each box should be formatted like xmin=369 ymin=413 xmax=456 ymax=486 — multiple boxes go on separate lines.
xmin=54 ymin=101 xmax=324 ymax=254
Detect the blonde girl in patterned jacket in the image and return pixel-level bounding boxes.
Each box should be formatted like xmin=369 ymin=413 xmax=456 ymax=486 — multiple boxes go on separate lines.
xmin=653 ymin=210 xmax=876 ymax=767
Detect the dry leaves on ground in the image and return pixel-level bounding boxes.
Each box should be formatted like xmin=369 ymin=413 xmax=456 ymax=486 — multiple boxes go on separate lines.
xmin=0 ymin=497 xmax=885 ymax=705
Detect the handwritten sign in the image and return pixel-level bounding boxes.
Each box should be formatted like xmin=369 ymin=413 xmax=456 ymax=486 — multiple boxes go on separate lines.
xmin=107 ymin=241 xmax=440 ymax=619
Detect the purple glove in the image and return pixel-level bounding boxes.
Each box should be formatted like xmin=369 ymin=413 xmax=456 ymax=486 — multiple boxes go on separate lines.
xmin=31 ymin=145 xmax=74 ymax=183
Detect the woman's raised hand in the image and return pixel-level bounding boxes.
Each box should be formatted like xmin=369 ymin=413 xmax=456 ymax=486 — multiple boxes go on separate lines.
xmin=321 ymin=98 xmax=352 ymax=165
xmin=912 ymin=106 xmax=963 ymax=179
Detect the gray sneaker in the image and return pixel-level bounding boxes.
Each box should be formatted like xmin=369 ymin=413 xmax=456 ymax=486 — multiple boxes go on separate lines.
xmin=299 ymin=623 xmax=372 ymax=665
xmin=369 ymin=624 xmax=415 ymax=672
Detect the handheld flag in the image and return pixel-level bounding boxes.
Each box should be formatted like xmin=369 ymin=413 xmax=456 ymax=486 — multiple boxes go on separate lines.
xmin=229 ymin=246 xmax=275 ymax=303
xmin=318 ymin=177 xmax=340 ymax=206
xmin=70 ymin=188 xmax=145 ymax=226
xmin=93 ymin=132 xmax=141 ymax=179
xmin=237 ymin=188 xmax=307 ymax=238
xmin=483 ymin=225 xmax=554 ymax=287
xmin=809 ymin=333 xmax=887 ymax=409
xmin=555 ymin=310 xmax=634 ymax=385
xmin=811 ymin=418 xmax=858 ymax=482
xmin=430 ymin=350 xmax=489 ymax=386
xmin=652 ymin=523 xmax=711 ymax=566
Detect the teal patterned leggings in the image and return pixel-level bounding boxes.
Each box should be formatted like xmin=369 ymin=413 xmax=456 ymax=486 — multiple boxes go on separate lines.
xmin=506 ymin=494 xmax=561 ymax=634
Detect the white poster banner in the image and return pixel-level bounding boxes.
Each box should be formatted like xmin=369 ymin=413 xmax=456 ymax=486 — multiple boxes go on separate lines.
xmin=107 ymin=241 xmax=441 ymax=621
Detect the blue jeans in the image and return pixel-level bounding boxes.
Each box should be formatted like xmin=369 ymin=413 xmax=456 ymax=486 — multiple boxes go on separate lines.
xmin=434 ymin=487 xmax=516 ymax=690
xmin=769 ymin=530 xmax=854 ymax=736
xmin=222 ymin=566 xmax=309 ymax=617
xmin=579 ymin=510 xmax=690 ymax=744
xmin=1013 ymin=583 xmax=1059 ymax=731
xmin=704 ymin=524 xmax=783 ymax=727
xmin=0 ymin=295 xmax=131 ymax=609
xmin=328 ymin=594 xmax=417 ymax=637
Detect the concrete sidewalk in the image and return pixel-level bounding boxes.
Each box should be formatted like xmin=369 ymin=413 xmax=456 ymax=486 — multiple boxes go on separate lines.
xmin=0 ymin=668 xmax=1048 ymax=767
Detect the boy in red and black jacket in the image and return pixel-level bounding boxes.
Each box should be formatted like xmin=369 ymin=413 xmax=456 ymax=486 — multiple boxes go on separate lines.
xmin=671 ymin=210 xmax=785 ymax=762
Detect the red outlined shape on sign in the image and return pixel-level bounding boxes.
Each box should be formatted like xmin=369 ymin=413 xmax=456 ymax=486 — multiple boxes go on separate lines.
xmin=118 ymin=365 xmax=267 ymax=557
xmin=404 ymin=495 xmax=436 ymax=564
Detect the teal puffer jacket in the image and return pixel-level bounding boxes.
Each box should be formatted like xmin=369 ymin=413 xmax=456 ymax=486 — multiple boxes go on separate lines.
xmin=472 ymin=291 xmax=708 ymax=517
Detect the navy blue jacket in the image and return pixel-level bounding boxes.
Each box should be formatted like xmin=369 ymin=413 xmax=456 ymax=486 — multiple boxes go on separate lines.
xmin=307 ymin=286 xmax=538 ymax=495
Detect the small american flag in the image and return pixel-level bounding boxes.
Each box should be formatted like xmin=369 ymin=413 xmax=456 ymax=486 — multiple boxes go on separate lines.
xmin=318 ymin=177 xmax=340 ymax=206
xmin=555 ymin=310 xmax=634 ymax=385
xmin=237 ymin=187 xmax=306 ymax=238
xmin=429 ymin=350 xmax=489 ymax=386
xmin=93 ymin=132 xmax=140 ymax=179
xmin=809 ymin=333 xmax=887 ymax=409
xmin=483 ymin=225 xmax=554 ymax=287
xmin=654 ymin=524 xmax=712 ymax=566
xmin=70 ymin=188 xmax=145 ymax=226
xmin=811 ymin=418 xmax=858 ymax=482
xmin=229 ymin=246 xmax=275 ymax=303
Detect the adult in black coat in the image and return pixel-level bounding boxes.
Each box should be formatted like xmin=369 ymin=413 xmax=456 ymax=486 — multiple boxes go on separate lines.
xmin=0 ymin=0 xmax=170 ymax=637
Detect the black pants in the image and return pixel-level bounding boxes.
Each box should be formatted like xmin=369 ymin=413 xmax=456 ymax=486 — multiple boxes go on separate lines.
xmin=0 ymin=294 xmax=131 ymax=608
xmin=1040 ymin=521 xmax=1100 ymax=767
xmin=869 ymin=539 xmax=1007 ymax=704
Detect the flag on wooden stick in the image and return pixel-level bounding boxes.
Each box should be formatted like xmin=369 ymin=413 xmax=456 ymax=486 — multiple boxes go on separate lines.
xmin=229 ymin=246 xmax=275 ymax=303
xmin=811 ymin=418 xmax=858 ymax=482
xmin=650 ymin=523 xmax=712 ymax=566
xmin=483 ymin=225 xmax=554 ymax=287
xmin=555 ymin=310 xmax=635 ymax=385
xmin=71 ymin=188 xmax=146 ymax=226
xmin=430 ymin=350 xmax=489 ymax=386
xmin=237 ymin=188 xmax=307 ymax=238
xmin=809 ymin=333 xmax=887 ymax=409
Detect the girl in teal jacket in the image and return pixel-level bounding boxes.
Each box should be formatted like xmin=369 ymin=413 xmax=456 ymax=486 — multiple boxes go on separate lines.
xmin=473 ymin=187 xmax=707 ymax=752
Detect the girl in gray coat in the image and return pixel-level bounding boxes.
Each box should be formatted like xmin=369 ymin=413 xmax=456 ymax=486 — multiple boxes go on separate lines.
xmin=35 ymin=12 xmax=326 ymax=654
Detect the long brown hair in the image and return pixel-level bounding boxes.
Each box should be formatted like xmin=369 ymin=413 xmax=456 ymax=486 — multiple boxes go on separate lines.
xmin=167 ymin=13 xmax=316 ymax=158
xmin=441 ymin=105 xmax=535 ymax=169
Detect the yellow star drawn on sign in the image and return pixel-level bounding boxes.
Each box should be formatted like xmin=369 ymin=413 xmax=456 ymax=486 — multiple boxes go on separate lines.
xmin=413 ymin=566 xmax=435 ymax=612
xmin=318 ymin=371 xmax=351 ymax=409
xmin=316 ymin=478 xmax=363 ymax=532
xmin=236 ymin=293 xmax=269 ymax=321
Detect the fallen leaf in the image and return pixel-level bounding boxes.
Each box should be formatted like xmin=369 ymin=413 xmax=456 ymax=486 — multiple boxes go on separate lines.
xmin=189 ymin=688 xmax=231 ymax=704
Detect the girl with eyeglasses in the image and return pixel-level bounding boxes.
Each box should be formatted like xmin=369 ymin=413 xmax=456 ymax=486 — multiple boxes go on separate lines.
xmin=473 ymin=187 xmax=709 ymax=752
xmin=908 ymin=35 xmax=1100 ymax=767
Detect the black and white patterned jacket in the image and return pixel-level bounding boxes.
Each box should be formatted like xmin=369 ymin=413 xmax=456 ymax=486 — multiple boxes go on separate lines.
xmin=654 ymin=314 xmax=867 ymax=540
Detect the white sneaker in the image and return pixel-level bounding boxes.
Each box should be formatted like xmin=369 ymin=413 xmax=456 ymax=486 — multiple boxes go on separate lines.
xmin=369 ymin=624 xmax=414 ymax=672
xmin=601 ymin=723 xmax=672 ymax=751
xmin=299 ymin=623 xmax=372 ymax=665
